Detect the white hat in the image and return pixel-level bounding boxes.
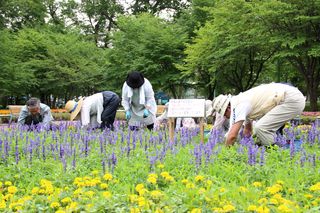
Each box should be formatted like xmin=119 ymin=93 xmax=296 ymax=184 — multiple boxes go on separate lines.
xmin=205 ymin=100 xmax=213 ymax=117
xmin=65 ymin=97 xmax=84 ymax=121
xmin=212 ymin=94 xmax=231 ymax=115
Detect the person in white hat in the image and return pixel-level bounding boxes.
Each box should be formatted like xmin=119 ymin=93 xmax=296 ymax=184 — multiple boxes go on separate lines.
xmin=212 ymin=83 xmax=305 ymax=146
xmin=121 ymin=71 xmax=157 ymax=130
xmin=65 ymin=91 xmax=120 ymax=130
xmin=18 ymin=97 xmax=54 ymax=128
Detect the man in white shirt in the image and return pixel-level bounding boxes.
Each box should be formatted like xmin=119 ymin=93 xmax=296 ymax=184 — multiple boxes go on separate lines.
xmin=212 ymin=83 xmax=305 ymax=146
xmin=65 ymin=91 xmax=120 ymax=130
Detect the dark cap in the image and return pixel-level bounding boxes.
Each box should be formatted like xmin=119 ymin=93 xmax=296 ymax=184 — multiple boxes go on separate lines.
xmin=126 ymin=71 xmax=145 ymax=89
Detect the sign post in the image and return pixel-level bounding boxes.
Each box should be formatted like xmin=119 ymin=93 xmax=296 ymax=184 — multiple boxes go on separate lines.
xmin=167 ymin=99 xmax=206 ymax=143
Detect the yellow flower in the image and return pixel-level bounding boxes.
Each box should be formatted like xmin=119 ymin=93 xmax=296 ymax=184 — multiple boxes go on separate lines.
xmin=223 ymin=204 xmax=235 ymax=212
xmin=160 ymin=172 xmax=169 ymax=178
xmin=147 ymin=176 xmax=157 ymax=185
xmin=258 ymin=198 xmax=268 ymax=204
xmin=191 ymin=208 xmax=202 ymax=213
xmin=137 ymin=196 xmax=146 ymax=207
xmin=0 ymin=182 xmax=2 ymax=187
xmin=86 ymin=203 xmax=93 ymax=210
xmin=278 ymin=204 xmax=292 ymax=213
xmin=206 ymin=180 xmax=213 ymax=188
xmin=219 ymin=187 xmax=226 ymax=193
xmin=309 ymin=182 xmax=320 ymax=191
xmin=269 ymin=198 xmax=278 ymax=205
xmin=247 ymin=205 xmax=257 ymax=211
xmin=181 ymin=179 xmax=188 ymax=185
xmin=66 ymin=201 xmax=78 ymax=210
xmin=102 ymin=191 xmax=112 ymax=199
xmin=85 ymin=191 xmax=95 ymax=198
xmin=103 ymin=173 xmax=113 ymax=181
xmin=130 ymin=207 xmax=141 ymax=213
xmin=266 ymin=184 xmax=282 ymax=195
xmin=212 ymin=207 xmax=223 ymax=212
xmin=186 ymin=183 xmax=195 ymax=189
xmin=256 ymin=206 xmax=270 ymax=213
xmin=239 ymin=186 xmax=248 ymax=192
xmin=0 ymin=200 xmax=6 ymax=209
xmin=55 ymin=210 xmax=66 ymax=213
xmin=100 ymin=183 xmax=108 ymax=189
xmin=7 ymin=186 xmax=18 ymax=194
xmin=129 ymin=194 xmax=138 ymax=203
xmin=73 ymin=188 xmax=83 ymax=197
xmin=50 ymin=202 xmax=60 ymax=209
xmin=195 ymin=175 xmax=204 ymax=182
xmin=164 ymin=175 xmax=174 ymax=182
xmin=4 ymin=181 xmax=12 ymax=186
xmin=138 ymin=188 xmax=148 ymax=196
xmin=304 ymin=194 xmax=313 ymax=199
xmin=253 ymin=182 xmax=262 ymax=187
xmin=150 ymin=190 xmax=163 ymax=200
xmin=135 ymin=184 xmax=144 ymax=192
xmin=61 ymin=197 xmax=72 ymax=204
xmin=155 ymin=208 xmax=164 ymax=213
xmin=157 ymin=164 xmax=164 ymax=169
xmin=148 ymin=173 xmax=158 ymax=178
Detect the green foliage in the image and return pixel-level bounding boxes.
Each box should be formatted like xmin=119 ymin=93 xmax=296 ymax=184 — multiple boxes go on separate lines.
xmin=108 ymin=13 xmax=188 ymax=97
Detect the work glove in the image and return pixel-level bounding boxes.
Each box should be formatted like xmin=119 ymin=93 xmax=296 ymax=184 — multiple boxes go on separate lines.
xmin=125 ymin=111 xmax=131 ymax=120
xmin=143 ymin=109 xmax=150 ymax=118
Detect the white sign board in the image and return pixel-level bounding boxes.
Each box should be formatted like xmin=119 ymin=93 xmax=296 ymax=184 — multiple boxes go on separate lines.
xmin=167 ymin=99 xmax=205 ymax=118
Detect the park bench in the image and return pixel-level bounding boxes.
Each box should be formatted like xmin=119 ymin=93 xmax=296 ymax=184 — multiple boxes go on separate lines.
xmin=0 ymin=105 xmax=24 ymax=125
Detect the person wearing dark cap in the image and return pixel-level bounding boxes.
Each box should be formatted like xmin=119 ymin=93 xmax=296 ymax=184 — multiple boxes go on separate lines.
xmin=121 ymin=71 xmax=157 ymax=130
xmin=18 ymin=97 xmax=54 ymax=128
xmin=65 ymin=91 xmax=120 ymax=130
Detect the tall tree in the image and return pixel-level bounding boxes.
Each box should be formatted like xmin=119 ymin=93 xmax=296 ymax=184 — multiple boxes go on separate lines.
xmin=108 ymin=13 xmax=188 ymax=97
xmin=256 ymin=0 xmax=320 ymax=111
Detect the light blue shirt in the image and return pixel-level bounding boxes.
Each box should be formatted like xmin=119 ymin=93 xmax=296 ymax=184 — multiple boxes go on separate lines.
xmin=18 ymin=103 xmax=54 ymax=127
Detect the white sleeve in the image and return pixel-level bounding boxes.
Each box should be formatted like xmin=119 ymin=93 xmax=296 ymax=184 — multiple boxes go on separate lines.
xmin=121 ymin=83 xmax=130 ymax=111
xmin=231 ymin=102 xmax=251 ymax=124
xmin=81 ymin=103 xmax=90 ymax=126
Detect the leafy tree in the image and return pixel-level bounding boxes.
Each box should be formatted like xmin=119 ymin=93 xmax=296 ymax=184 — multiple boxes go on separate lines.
xmin=108 ymin=13 xmax=188 ymax=97
xmin=255 ymin=0 xmax=320 ymax=111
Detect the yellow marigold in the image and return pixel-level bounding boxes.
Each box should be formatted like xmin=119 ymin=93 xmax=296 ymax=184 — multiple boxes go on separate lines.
xmin=147 ymin=176 xmax=157 ymax=185
xmin=256 ymin=206 xmax=270 ymax=213
xmin=269 ymin=198 xmax=278 ymax=205
xmin=73 ymin=188 xmax=83 ymax=197
xmin=130 ymin=207 xmax=141 ymax=213
xmin=164 ymin=175 xmax=174 ymax=182
xmin=7 ymin=186 xmax=18 ymax=194
xmin=50 ymin=202 xmax=60 ymax=209
xmin=137 ymin=196 xmax=146 ymax=207
xmin=157 ymin=164 xmax=164 ymax=169
xmin=85 ymin=191 xmax=95 ymax=198
xmin=129 ymin=194 xmax=138 ymax=203
xmin=0 ymin=181 xmax=2 ymax=187
xmin=0 ymin=200 xmax=6 ymax=209
xmin=219 ymin=187 xmax=226 ymax=193
xmin=102 ymin=191 xmax=112 ymax=199
xmin=31 ymin=187 xmax=40 ymax=194
xmin=100 ymin=183 xmax=108 ymax=189
xmin=55 ymin=210 xmax=66 ymax=213
xmin=239 ymin=186 xmax=248 ymax=192
xmin=181 ymin=179 xmax=189 ymax=185
xmin=304 ymin=194 xmax=313 ymax=199
xmin=86 ymin=203 xmax=93 ymax=210
xmin=191 ymin=208 xmax=202 ymax=213
xmin=253 ymin=182 xmax=262 ymax=187
xmin=223 ymin=204 xmax=235 ymax=212
xmin=3 ymin=194 xmax=12 ymax=201
xmin=186 ymin=183 xmax=195 ymax=189
xmin=309 ymin=182 xmax=320 ymax=191
xmin=138 ymin=188 xmax=148 ymax=196
xmin=266 ymin=184 xmax=282 ymax=195
xmin=206 ymin=180 xmax=213 ymax=187
xmin=247 ymin=205 xmax=257 ymax=211
xmin=135 ymin=184 xmax=144 ymax=192
xmin=278 ymin=204 xmax=292 ymax=213
xmin=103 ymin=173 xmax=113 ymax=181
xmin=195 ymin=175 xmax=204 ymax=182
xmin=4 ymin=181 xmax=12 ymax=186
xmin=160 ymin=172 xmax=169 ymax=178
xmin=148 ymin=173 xmax=158 ymax=178
xmin=155 ymin=208 xmax=164 ymax=213
xmin=150 ymin=190 xmax=163 ymax=200
xmin=66 ymin=201 xmax=78 ymax=210
xmin=61 ymin=197 xmax=72 ymax=204
xmin=212 ymin=207 xmax=223 ymax=212
xmin=258 ymin=198 xmax=268 ymax=204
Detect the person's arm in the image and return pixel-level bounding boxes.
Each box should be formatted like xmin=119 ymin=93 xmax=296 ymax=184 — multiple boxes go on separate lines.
xmin=17 ymin=106 xmax=29 ymax=125
xmin=121 ymin=83 xmax=130 ymax=111
xmin=243 ymin=121 xmax=252 ymax=137
xmin=41 ymin=105 xmax=54 ymax=127
xmin=226 ymin=120 xmax=244 ymax=146
xmin=80 ymin=103 xmax=90 ymax=127
xmin=143 ymin=80 xmax=157 ymax=115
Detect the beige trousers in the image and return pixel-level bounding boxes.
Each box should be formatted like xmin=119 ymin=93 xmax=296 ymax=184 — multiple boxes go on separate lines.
xmin=253 ymin=87 xmax=305 ymax=145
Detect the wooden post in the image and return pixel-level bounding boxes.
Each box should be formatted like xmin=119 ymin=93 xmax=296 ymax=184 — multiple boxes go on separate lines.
xmin=199 ymin=117 xmax=204 ymax=143
xmin=169 ymin=117 xmax=175 ymax=143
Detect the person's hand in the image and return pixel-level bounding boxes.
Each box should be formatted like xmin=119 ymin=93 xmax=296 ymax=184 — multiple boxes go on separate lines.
xmin=125 ymin=111 xmax=131 ymax=120
xmin=143 ymin=109 xmax=150 ymax=118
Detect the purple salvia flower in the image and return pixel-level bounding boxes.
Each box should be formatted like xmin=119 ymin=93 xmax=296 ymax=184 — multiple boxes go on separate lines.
xmin=259 ymin=146 xmax=265 ymax=166
xmin=42 ymin=137 xmax=46 ymax=161
xmin=15 ymin=137 xmax=19 ymax=165
xmin=72 ymin=147 xmax=76 ymax=169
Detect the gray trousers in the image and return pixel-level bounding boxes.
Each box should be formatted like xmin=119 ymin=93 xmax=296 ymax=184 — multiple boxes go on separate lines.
xmin=253 ymin=87 xmax=305 ymax=145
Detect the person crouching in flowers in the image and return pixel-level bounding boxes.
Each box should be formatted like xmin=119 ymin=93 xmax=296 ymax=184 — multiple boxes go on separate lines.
xmin=122 ymin=71 xmax=157 ymax=131
xmin=65 ymin=91 xmax=120 ymax=130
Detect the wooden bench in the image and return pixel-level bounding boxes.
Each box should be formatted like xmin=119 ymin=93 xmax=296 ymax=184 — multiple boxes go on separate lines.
xmin=0 ymin=105 xmax=24 ymax=124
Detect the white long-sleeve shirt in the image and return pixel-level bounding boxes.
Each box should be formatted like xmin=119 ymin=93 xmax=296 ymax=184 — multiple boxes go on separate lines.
xmin=80 ymin=93 xmax=104 ymax=127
